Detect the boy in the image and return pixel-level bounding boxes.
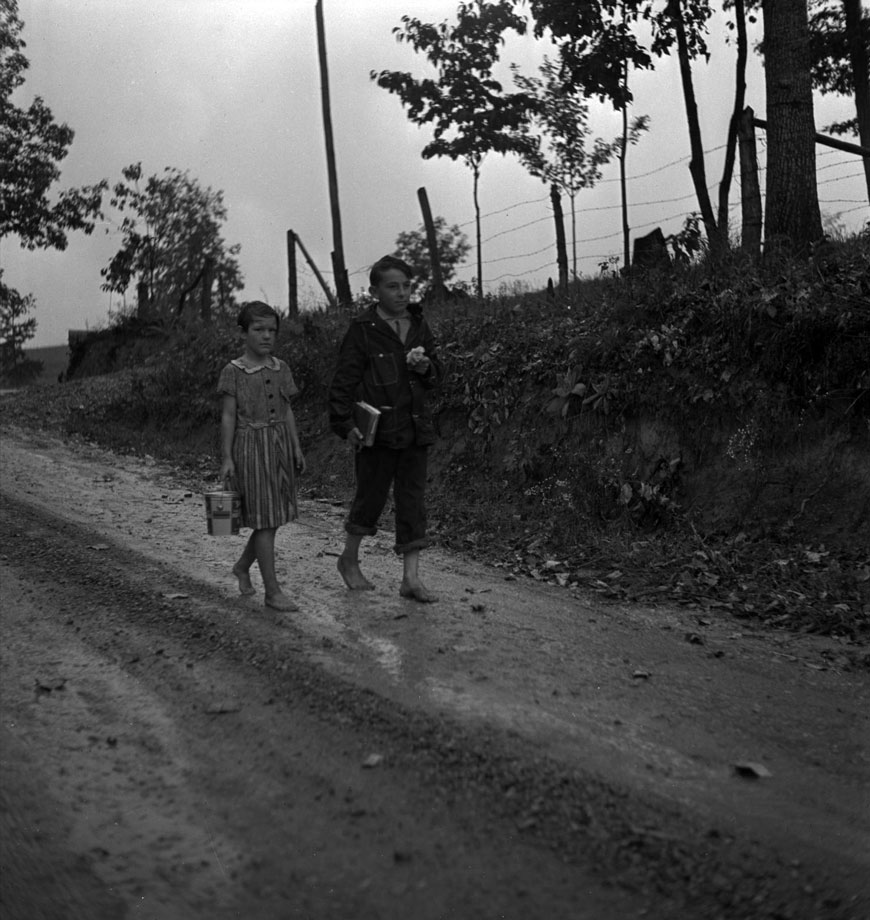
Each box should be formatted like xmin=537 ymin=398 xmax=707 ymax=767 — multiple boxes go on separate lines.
xmin=328 ymin=255 xmax=442 ymax=603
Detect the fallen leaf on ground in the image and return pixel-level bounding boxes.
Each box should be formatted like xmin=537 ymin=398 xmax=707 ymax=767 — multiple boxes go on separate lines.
xmin=733 ymin=761 xmax=772 ymax=779
xmin=362 ymin=753 xmax=383 ymax=769
xmin=205 ymin=700 xmax=242 ymax=714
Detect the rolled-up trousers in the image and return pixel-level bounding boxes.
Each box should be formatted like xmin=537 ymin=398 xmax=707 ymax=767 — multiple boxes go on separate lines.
xmin=345 ymin=443 xmax=430 ymax=554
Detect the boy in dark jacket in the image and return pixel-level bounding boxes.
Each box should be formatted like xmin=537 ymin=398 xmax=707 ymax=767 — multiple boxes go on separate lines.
xmin=328 ymin=255 xmax=442 ymax=603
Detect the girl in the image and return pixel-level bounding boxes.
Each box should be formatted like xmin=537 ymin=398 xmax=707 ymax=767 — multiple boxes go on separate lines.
xmin=218 ymin=301 xmax=305 ymax=612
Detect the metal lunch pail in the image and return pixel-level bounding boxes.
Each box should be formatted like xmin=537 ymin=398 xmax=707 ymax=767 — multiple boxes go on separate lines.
xmin=204 ymin=490 xmax=241 ymax=536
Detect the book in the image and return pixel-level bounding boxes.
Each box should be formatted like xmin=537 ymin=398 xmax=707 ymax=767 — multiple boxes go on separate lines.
xmin=353 ymin=400 xmax=381 ymax=447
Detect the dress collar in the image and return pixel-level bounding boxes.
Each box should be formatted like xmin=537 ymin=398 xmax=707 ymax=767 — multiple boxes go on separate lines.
xmin=231 ymin=356 xmax=280 ymax=374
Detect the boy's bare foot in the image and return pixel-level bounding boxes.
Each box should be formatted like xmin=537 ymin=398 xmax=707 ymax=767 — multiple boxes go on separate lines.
xmin=337 ymin=556 xmax=374 ymax=590
xmin=232 ymin=564 xmax=256 ymax=596
xmin=399 ymin=580 xmax=438 ymax=603
xmin=264 ymin=592 xmax=299 ymax=612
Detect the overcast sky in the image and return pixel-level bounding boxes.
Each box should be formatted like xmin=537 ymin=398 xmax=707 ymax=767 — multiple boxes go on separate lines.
xmin=4 ymin=0 xmax=864 ymax=347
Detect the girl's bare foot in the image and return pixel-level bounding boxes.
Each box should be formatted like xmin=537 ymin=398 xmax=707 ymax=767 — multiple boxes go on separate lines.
xmin=399 ymin=579 xmax=438 ymax=603
xmin=264 ymin=591 xmax=299 ymax=612
xmin=337 ymin=556 xmax=374 ymax=590
xmin=232 ymin=564 xmax=255 ymax=596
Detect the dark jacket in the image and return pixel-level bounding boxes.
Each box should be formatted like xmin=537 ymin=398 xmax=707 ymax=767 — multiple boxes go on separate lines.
xmin=328 ymin=304 xmax=442 ymax=448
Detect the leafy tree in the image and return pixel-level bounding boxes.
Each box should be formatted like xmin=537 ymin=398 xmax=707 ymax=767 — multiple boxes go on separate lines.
xmin=744 ymin=0 xmax=869 ymax=208
xmin=1 ymin=1 xmax=104 ymax=250
xmin=394 ymin=216 xmax=470 ymax=287
xmin=527 ymin=0 xmax=654 ymax=108
xmin=530 ymin=0 xmax=826 ymax=256
xmin=648 ymin=0 xmax=727 ymax=252
xmin=615 ymin=111 xmax=653 ymax=268
xmin=1 ymin=0 xmax=105 ymax=364
xmin=0 ymin=270 xmax=41 ymax=383
xmin=371 ymin=1 xmax=538 ymax=298
xmin=513 ymin=57 xmax=619 ymax=280
xmin=101 ymin=163 xmax=243 ymax=321
xmin=808 ymin=0 xmax=869 ymax=198
xmin=539 ymin=0 xmax=730 ymax=255
xmin=807 ymin=0 xmax=868 ymax=132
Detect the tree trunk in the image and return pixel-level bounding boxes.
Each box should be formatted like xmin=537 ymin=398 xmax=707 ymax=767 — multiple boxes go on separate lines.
xmin=570 ymin=192 xmax=578 ymax=279
xmin=762 ymin=0 xmax=823 ymax=254
xmin=668 ymin=0 xmax=721 ymax=253
xmin=718 ymin=0 xmax=749 ymax=241
xmin=550 ymin=184 xmax=569 ymax=290
xmin=620 ymin=95 xmax=630 ymax=272
xmin=136 ymin=280 xmax=151 ymax=319
xmin=199 ymin=257 xmax=214 ymax=324
xmin=473 ymin=165 xmax=483 ymax=299
xmin=843 ymin=0 xmax=870 ymax=202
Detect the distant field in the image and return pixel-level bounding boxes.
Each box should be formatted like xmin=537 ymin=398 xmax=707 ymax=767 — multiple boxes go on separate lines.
xmin=23 ymin=345 xmax=70 ymax=383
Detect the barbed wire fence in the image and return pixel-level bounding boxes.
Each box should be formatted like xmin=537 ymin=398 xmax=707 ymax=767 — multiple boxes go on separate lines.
xmin=299 ymin=140 xmax=868 ymax=301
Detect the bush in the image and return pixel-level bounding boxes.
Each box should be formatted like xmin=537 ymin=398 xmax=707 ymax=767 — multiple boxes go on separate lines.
xmin=41 ymin=234 xmax=869 ymax=641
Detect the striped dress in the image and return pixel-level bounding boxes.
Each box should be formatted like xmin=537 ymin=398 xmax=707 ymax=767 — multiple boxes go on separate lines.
xmin=217 ymin=357 xmax=298 ymax=529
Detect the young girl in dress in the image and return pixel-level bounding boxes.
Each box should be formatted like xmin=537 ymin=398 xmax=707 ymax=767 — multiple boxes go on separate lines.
xmin=218 ymin=301 xmax=305 ymax=612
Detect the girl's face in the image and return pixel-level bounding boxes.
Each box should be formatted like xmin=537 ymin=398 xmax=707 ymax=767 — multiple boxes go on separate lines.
xmin=242 ymin=315 xmax=278 ymax=363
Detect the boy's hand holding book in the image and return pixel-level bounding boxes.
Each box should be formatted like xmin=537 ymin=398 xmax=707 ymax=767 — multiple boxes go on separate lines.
xmin=352 ymin=401 xmax=381 ymax=448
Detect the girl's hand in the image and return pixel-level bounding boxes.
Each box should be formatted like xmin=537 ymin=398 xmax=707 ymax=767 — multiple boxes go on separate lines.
xmin=411 ymin=356 xmax=431 ymax=375
xmin=220 ymin=459 xmax=235 ymax=486
xmin=294 ymin=451 xmax=307 ymax=474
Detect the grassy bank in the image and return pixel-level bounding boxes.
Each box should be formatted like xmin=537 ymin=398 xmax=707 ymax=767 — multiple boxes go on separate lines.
xmin=3 ymin=235 xmax=868 ymax=649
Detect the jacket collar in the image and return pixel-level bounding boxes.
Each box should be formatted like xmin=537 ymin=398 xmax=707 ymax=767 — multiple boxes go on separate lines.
xmin=354 ymin=303 xmax=423 ymax=324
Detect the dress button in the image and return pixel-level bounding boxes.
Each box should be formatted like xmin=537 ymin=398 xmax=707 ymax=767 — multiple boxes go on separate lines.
xmin=268 ymin=393 xmax=273 ymax=398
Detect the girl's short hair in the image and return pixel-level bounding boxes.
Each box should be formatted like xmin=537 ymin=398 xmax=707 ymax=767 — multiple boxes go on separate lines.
xmin=370 ymin=255 xmax=414 ymax=287
xmin=237 ymin=300 xmax=280 ymax=331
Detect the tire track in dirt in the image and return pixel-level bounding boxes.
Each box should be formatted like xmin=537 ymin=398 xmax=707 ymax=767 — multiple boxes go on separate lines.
xmin=1 ymin=490 xmax=867 ymax=919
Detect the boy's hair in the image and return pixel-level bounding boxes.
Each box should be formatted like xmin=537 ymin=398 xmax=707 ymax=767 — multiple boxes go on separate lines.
xmin=370 ymin=255 xmax=414 ymax=287
xmin=237 ymin=300 xmax=280 ymax=331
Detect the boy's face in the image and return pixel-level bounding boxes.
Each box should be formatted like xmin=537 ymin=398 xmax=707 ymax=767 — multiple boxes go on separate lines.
xmin=370 ymin=268 xmax=412 ymax=316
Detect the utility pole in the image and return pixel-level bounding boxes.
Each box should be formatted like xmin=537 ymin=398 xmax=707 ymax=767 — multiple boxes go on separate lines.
xmin=315 ymin=0 xmax=352 ymax=306
xmin=286 ymin=230 xmax=298 ymax=315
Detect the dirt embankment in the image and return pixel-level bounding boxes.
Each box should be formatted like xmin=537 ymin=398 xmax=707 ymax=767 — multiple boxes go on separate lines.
xmin=1 ymin=424 xmax=868 ymax=919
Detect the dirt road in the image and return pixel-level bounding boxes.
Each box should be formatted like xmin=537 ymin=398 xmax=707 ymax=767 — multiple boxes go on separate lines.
xmin=1 ymin=425 xmax=868 ymax=919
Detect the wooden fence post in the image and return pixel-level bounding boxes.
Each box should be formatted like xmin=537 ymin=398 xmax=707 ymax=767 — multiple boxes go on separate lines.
xmin=292 ymin=231 xmax=337 ymax=309
xmin=417 ymin=187 xmax=445 ymax=299
xmin=739 ymin=106 xmax=762 ymax=259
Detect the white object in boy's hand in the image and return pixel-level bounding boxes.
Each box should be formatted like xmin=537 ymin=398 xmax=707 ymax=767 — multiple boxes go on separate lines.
xmin=406 ymin=346 xmax=426 ymax=367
